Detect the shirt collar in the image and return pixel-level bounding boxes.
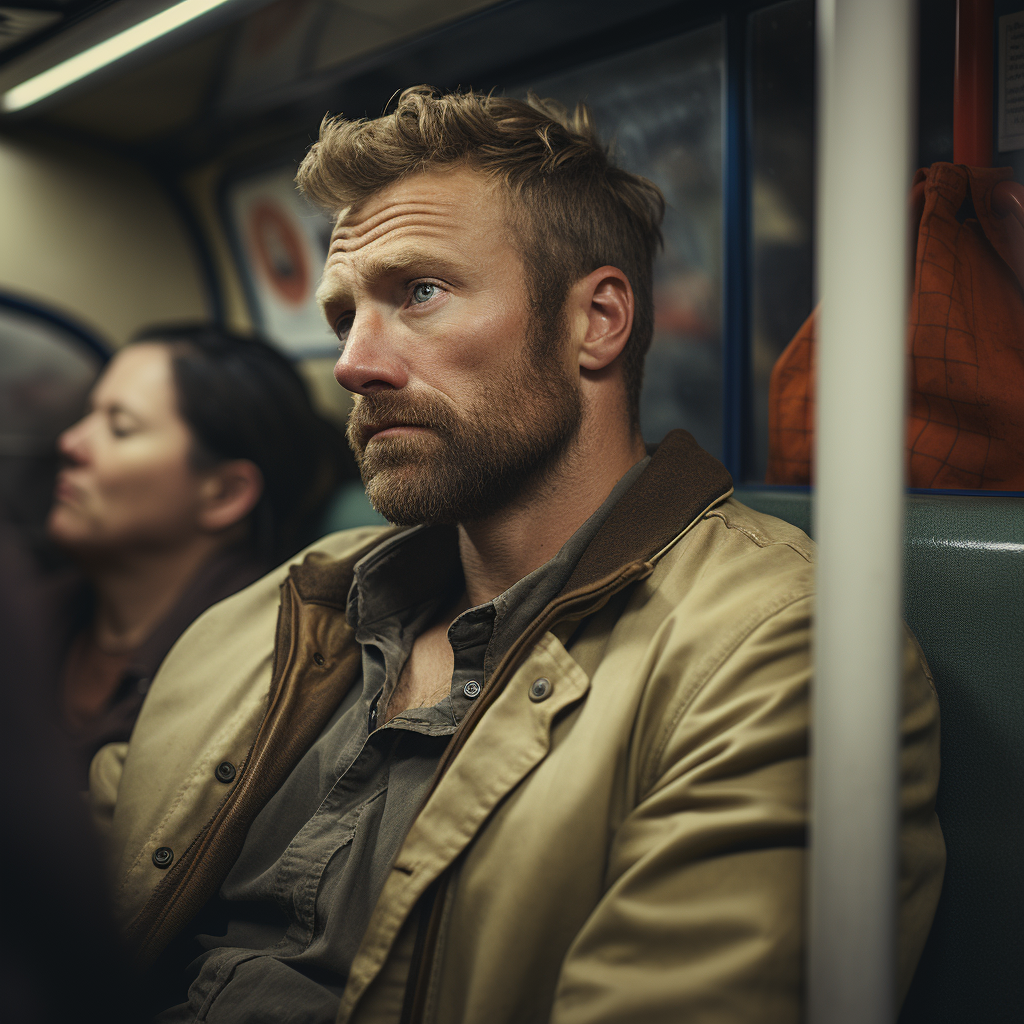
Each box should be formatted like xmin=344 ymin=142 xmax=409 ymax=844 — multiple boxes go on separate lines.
xmin=346 ymin=455 xmax=651 ymax=644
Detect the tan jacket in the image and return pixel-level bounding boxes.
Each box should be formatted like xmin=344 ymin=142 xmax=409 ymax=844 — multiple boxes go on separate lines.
xmin=92 ymin=432 xmax=944 ymax=1023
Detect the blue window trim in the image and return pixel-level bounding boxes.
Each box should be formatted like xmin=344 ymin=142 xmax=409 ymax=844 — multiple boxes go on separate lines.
xmin=722 ymin=6 xmax=753 ymax=482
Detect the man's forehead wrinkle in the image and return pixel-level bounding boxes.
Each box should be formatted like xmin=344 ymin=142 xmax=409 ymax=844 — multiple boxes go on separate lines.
xmin=330 ymin=194 xmax=463 ymax=245
xmin=328 ymin=206 xmax=467 ymax=257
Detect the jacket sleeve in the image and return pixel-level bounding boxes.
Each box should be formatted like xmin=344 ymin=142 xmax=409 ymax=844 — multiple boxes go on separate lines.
xmin=548 ymin=595 xmax=943 ymax=1024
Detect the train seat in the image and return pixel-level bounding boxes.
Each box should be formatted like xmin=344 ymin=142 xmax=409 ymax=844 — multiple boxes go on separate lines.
xmin=735 ymin=487 xmax=1024 ymax=1023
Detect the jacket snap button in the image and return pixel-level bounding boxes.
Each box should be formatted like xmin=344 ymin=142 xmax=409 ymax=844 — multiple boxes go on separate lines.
xmin=313 ymin=652 xmax=325 ymax=666
xmin=463 ymin=680 xmax=481 ymax=699
xmin=529 ymin=677 xmax=552 ymax=702
xmin=152 ymin=847 xmax=174 ymax=869
xmin=215 ymin=761 xmax=236 ymax=783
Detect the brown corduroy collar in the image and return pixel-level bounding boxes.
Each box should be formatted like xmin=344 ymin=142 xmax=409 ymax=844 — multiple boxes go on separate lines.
xmin=290 ymin=429 xmax=733 ymax=609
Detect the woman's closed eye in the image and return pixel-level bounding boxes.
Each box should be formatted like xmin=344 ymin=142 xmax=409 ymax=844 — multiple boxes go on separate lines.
xmin=107 ymin=408 xmax=139 ymax=438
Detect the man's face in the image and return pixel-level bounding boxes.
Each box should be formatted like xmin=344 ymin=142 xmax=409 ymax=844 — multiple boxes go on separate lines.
xmin=321 ymin=165 xmax=582 ymax=526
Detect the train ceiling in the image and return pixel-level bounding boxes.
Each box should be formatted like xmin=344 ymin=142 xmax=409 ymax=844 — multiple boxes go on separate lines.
xmin=0 ymin=0 xmax=500 ymax=153
xmin=0 ymin=0 xmax=723 ymax=170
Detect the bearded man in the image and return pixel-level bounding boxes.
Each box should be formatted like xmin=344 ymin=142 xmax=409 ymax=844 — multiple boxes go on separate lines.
xmin=92 ymin=87 xmax=944 ymax=1024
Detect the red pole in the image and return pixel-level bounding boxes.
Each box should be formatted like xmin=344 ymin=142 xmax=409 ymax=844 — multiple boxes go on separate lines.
xmin=954 ymin=0 xmax=995 ymax=166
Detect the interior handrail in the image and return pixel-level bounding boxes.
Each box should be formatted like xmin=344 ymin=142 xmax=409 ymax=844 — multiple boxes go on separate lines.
xmin=992 ymin=179 xmax=1024 ymax=222
xmin=992 ymin=180 xmax=1024 ymax=282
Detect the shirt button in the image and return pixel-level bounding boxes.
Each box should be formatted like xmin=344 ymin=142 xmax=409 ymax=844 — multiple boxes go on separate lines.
xmin=215 ymin=761 xmax=236 ymax=783
xmin=313 ymin=652 xmax=325 ymax=666
xmin=463 ymin=680 xmax=481 ymax=699
xmin=152 ymin=847 xmax=174 ymax=869
xmin=529 ymin=677 xmax=552 ymax=702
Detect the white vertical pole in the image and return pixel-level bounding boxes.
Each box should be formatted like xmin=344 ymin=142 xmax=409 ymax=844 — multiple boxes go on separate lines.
xmin=810 ymin=1 xmax=914 ymax=1022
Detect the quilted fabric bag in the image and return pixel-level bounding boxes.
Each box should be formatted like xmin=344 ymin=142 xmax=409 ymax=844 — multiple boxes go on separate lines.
xmin=766 ymin=162 xmax=1024 ymax=489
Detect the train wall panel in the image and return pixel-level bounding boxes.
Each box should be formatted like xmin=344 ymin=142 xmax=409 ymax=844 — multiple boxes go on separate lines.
xmin=0 ymin=136 xmax=210 ymax=347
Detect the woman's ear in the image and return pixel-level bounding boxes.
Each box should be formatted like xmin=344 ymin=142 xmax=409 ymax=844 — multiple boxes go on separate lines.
xmin=570 ymin=265 xmax=635 ymax=372
xmin=198 ymin=460 xmax=264 ymax=533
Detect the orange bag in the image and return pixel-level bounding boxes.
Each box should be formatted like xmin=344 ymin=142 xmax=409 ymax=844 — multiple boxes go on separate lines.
xmin=766 ymin=162 xmax=1024 ymax=489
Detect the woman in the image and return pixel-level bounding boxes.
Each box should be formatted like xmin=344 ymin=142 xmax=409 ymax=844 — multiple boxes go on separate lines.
xmin=46 ymin=324 xmax=351 ymax=779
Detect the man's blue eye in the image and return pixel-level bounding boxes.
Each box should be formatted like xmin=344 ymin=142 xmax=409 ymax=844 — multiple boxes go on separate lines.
xmin=412 ymin=283 xmax=437 ymax=304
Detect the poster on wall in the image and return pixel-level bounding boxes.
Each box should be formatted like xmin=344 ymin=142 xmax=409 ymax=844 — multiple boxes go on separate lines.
xmin=226 ymin=166 xmax=337 ymax=357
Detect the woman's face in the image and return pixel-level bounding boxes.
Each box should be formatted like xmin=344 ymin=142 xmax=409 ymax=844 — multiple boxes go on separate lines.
xmin=47 ymin=343 xmax=213 ymax=555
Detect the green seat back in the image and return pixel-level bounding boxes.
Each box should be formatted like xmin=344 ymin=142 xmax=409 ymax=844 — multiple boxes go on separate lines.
xmin=735 ymin=488 xmax=1024 ymax=1022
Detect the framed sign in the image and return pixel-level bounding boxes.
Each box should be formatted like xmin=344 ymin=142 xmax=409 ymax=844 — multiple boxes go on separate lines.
xmin=226 ymin=165 xmax=337 ymax=357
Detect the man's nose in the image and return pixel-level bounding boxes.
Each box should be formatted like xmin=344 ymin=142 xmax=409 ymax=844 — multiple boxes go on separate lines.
xmin=333 ymin=310 xmax=408 ymax=395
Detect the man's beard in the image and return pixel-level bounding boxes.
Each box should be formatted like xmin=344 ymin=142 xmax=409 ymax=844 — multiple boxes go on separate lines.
xmin=346 ymin=334 xmax=582 ymax=527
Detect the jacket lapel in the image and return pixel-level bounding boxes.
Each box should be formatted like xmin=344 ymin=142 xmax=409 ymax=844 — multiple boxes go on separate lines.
xmin=342 ymin=430 xmax=734 ymax=1018
xmin=426 ymin=429 xmax=733 ymax=793
xmin=339 ymin=632 xmax=590 ymax=1020
xmin=127 ymin=537 xmax=395 ymax=963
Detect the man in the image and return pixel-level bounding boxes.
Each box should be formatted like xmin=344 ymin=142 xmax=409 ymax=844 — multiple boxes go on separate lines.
xmin=92 ymin=87 xmax=944 ymax=1023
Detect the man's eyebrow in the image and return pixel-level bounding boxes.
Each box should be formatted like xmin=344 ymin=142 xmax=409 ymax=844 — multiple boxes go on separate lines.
xmin=357 ymin=248 xmax=463 ymax=281
xmin=317 ymin=249 xmax=465 ymax=309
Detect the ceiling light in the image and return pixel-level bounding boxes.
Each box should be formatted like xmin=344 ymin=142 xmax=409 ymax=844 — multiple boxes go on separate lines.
xmin=1 ymin=0 xmax=237 ymax=113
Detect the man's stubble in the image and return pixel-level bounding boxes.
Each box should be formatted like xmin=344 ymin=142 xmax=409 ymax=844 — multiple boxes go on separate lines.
xmin=346 ymin=322 xmax=583 ymax=527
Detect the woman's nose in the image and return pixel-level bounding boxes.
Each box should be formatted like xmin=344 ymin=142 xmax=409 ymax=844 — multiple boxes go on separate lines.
xmin=57 ymin=418 xmax=89 ymax=464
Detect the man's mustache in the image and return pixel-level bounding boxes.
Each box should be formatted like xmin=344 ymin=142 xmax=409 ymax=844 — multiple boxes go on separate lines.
xmin=347 ymin=392 xmax=458 ymax=448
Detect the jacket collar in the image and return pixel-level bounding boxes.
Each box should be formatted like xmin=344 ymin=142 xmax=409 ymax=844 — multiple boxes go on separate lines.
xmin=288 ymin=429 xmax=733 ymax=609
xmin=563 ymin=428 xmax=733 ymax=592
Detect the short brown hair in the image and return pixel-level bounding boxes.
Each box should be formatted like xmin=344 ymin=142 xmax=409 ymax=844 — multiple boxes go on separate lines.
xmin=297 ymin=85 xmax=665 ymax=426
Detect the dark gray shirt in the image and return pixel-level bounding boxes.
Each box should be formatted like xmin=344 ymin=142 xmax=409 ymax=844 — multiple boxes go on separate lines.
xmin=157 ymin=458 xmax=648 ymax=1024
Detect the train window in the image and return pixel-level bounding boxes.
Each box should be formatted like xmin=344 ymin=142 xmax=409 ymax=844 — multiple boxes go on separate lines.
xmin=755 ymin=0 xmax=1023 ymax=492
xmin=748 ymin=0 xmax=815 ymax=483
xmin=524 ymin=24 xmax=725 ymax=459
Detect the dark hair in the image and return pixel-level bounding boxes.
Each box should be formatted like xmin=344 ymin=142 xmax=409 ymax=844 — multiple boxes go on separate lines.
xmin=297 ymin=85 xmax=665 ymax=427
xmin=131 ymin=324 xmax=353 ymax=564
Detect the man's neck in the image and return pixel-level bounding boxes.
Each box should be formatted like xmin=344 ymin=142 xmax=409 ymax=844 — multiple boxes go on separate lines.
xmin=456 ymin=427 xmax=647 ymax=607
xmin=86 ymin=534 xmax=228 ymax=654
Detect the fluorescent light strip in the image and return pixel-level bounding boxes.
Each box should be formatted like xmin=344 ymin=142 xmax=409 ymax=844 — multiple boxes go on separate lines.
xmin=2 ymin=0 xmax=236 ymax=113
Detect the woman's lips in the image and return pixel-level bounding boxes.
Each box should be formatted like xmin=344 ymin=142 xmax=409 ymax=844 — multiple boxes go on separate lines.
xmin=53 ymin=473 xmax=84 ymax=504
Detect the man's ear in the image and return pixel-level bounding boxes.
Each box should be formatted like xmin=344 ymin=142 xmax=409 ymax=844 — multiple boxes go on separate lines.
xmin=570 ymin=265 xmax=634 ymax=372
xmin=197 ymin=459 xmax=264 ymax=533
